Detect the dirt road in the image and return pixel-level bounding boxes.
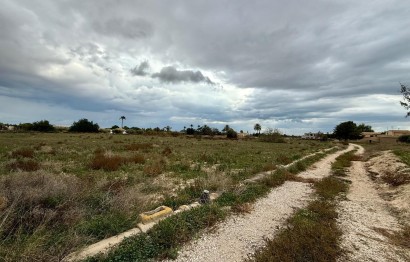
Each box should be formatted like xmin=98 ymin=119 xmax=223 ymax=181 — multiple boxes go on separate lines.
xmin=164 ymin=145 xmax=355 ymax=262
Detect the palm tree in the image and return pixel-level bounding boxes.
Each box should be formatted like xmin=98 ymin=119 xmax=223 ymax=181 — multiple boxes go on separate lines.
xmin=254 ymin=123 xmax=261 ymax=135
xmin=120 ymin=116 xmax=126 ymax=128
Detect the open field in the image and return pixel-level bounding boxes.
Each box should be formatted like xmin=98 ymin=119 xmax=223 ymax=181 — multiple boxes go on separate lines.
xmin=0 ymin=133 xmax=333 ymax=261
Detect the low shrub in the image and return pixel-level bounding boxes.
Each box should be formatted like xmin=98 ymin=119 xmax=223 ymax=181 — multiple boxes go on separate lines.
xmin=78 ymin=212 xmax=131 ymax=240
xmin=315 ymin=176 xmax=348 ymax=200
xmin=11 ymin=148 xmax=35 ymax=158
xmin=128 ymin=154 xmax=146 ymax=164
xmin=398 ymin=135 xmax=410 ymax=143
xmin=90 ymin=153 xmax=126 ymax=171
xmin=7 ymin=159 xmax=40 ymax=171
xmin=143 ymin=158 xmax=166 ymax=176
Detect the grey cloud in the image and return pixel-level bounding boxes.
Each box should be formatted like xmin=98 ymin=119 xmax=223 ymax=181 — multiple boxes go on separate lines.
xmin=152 ymin=66 xmax=215 ymax=85
xmin=130 ymin=61 xmax=150 ymax=76
xmin=93 ymin=18 xmax=153 ymax=39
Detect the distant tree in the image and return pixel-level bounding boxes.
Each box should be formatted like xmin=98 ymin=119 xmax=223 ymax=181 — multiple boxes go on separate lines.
xmin=259 ymin=128 xmax=285 ymax=143
xmin=186 ymin=128 xmax=195 ymax=135
xmin=400 ymin=83 xmax=410 ymax=117
xmin=356 ymin=123 xmax=374 ymax=133
xmin=111 ymin=125 xmax=119 ymax=129
xmin=212 ymin=128 xmax=221 ymax=135
xmin=69 ymin=118 xmax=99 ymax=133
xmin=333 ymin=121 xmax=361 ymax=140
xmin=201 ymin=125 xmax=213 ymax=136
xmin=222 ymin=125 xmax=230 ymax=133
xmin=31 ymin=120 xmax=55 ymax=132
xmin=18 ymin=123 xmax=33 ymax=131
xmin=254 ymin=123 xmax=261 ymax=135
xmin=119 ymin=116 xmax=126 ymax=128
xmin=226 ymin=128 xmax=237 ymax=139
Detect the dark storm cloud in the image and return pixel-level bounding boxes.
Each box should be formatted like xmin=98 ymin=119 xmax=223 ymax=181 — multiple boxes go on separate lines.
xmin=130 ymin=61 xmax=150 ymax=76
xmin=0 ymin=0 xmax=409 ymax=133
xmin=152 ymin=66 xmax=215 ymax=85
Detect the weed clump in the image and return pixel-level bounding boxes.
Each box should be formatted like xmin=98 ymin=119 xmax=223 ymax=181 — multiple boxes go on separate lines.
xmin=11 ymin=148 xmax=35 ymax=158
xmin=143 ymin=158 xmax=166 ymax=176
xmin=90 ymin=153 xmax=126 ymax=171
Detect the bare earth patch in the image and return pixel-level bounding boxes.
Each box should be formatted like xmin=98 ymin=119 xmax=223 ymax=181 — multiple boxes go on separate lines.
xmin=337 ymin=146 xmax=410 ymax=261
xmin=366 ymin=151 xmax=410 ymax=223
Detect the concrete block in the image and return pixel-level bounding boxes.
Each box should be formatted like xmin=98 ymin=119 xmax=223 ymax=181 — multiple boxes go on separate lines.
xmin=139 ymin=206 xmax=173 ymax=224
xmin=137 ymin=221 xmax=156 ymax=233
xmin=62 ymin=227 xmax=141 ymax=262
xmin=189 ymin=201 xmax=201 ymax=208
xmin=209 ymin=192 xmax=220 ymax=201
xmin=178 ymin=205 xmax=191 ymax=211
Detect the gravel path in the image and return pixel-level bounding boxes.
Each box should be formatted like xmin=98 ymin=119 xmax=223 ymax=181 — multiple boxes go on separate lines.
xmin=337 ymin=145 xmax=410 ymax=262
xmin=165 ymin=145 xmax=354 ymax=262
xmin=297 ymin=143 xmax=355 ymax=180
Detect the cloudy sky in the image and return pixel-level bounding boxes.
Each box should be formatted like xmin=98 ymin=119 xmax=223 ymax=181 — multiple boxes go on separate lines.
xmin=1 ymin=0 xmax=409 ymax=134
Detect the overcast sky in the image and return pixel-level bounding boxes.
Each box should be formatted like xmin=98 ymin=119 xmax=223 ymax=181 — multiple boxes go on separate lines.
xmin=1 ymin=0 xmax=409 ymax=134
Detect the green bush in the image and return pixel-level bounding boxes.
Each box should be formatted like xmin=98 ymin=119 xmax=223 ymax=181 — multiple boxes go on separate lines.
xmin=69 ymin=118 xmax=99 ymax=133
xmin=398 ymin=135 xmax=410 ymax=143
xmin=226 ymin=128 xmax=238 ymax=139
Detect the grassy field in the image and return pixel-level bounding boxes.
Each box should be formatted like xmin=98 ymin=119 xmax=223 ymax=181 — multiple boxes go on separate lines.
xmin=0 ymin=132 xmax=333 ymax=261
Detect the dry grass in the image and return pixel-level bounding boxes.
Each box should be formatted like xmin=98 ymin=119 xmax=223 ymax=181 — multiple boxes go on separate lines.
xmin=381 ymin=171 xmax=410 ymax=186
xmin=262 ymin=162 xmax=276 ymax=172
xmin=11 ymin=148 xmax=34 ymax=158
xmin=7 ymin=159 xmax=40 ymax=172
xmin=90 ymin=153 xmax=127 ymax=171
xmin=0 ymin=133 xmax=334 ymax=261
xmin=125 ymin=143 xmax=153 ymax=151
xmin=143 ymin=158 xmax=166 ymax=176
xmin=128 ymin=154 xmax=146 ymax=164
xmin=373 ymin=226 xmax=410 ymax=249
xmin=231 ymin=202 xmax=253 ymax=213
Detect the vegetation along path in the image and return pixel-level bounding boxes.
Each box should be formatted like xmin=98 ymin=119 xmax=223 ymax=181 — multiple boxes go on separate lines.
xmin=163 ymin=144 xmax=355 ymax=262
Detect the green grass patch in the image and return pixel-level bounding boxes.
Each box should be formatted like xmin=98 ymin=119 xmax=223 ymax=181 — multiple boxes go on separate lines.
xmin=393 ymin=149 xmax=410 ymax=167
xmin=87 ymin=204 xmax=226 ymax=261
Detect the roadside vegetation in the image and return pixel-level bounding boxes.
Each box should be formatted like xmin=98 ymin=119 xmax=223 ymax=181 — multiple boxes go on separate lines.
xmin=0 ymin=132 xmax=332 ymax=261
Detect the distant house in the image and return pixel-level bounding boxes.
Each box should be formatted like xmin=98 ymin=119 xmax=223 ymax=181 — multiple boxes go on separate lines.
xmin=302 ymin=132 xmax=321 ymax=140
xmin=386 ymin=130 xmax=410 ymax=137
xmin=361 ymin=132 xmax=383 ymax=143
xmin=361 ymin=130 xmax=410 ymax=143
